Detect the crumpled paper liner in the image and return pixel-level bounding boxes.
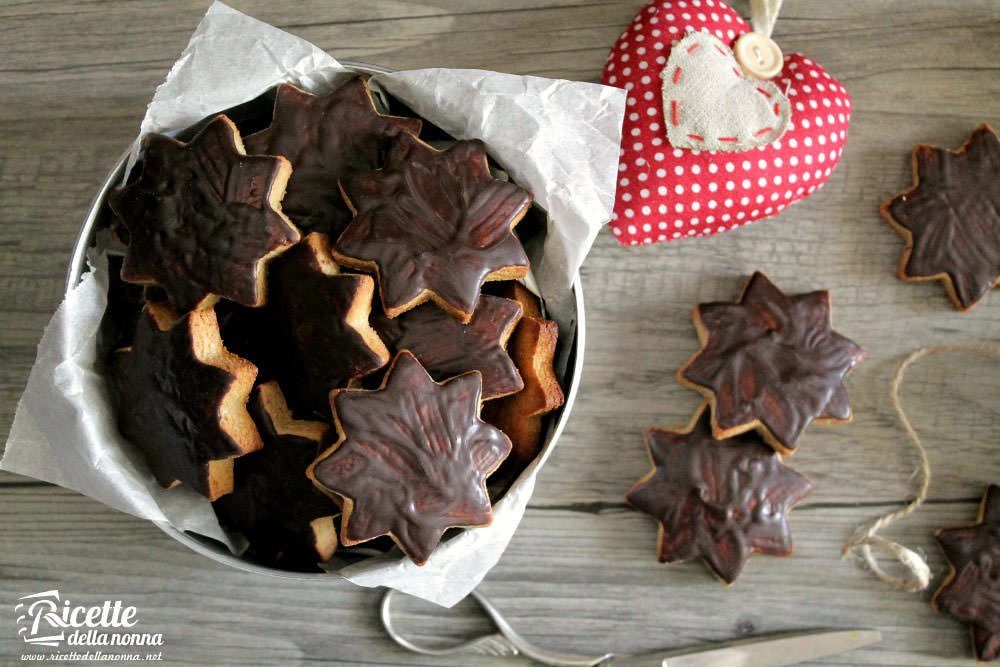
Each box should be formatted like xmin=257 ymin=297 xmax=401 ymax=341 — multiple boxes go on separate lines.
xmin=1 ymin=1 xmax=624 ymax=607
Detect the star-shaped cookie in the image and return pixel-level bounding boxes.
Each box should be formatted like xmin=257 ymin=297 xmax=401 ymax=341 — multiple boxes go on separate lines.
xmin=493 ymin=281 xmax=543 ymax=318
xmin=114 ymin=302 xmax=261 ymax=500
xmin=308 ymin=351 xmax=512 ymax=565
xmin=335 ymin=133 xmax=532 ymax=323
xmin=482 ymin=306 xmax=564 ymax=467
xmin=678 ymin=272 xmax=864 ymax=455
xmin=882 ymin=125 xmax=1000 ymax=311
xmin=933 ymin=484 xmax=1000 ymax=662
xmin=244 ymin=78 xmax=422 ymax=237
xmin=224 ymin=232 xmax=389 ymax=417
xmin=109 ymin=115 xmax=301 ymax=313
xmin=372 ymin=295 xmax=524 ymax=401
xmin=626 ymin=405 xmax=814 ymax=584
xmin=213 ymin=382 xmax=339 ymax=568
xmin=104 ymin=254 xmax=148 ymax=351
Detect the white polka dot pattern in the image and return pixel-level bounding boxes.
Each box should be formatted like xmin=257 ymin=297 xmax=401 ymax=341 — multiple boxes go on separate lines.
xmin=601 ymin=0 xmax=852 ymax=246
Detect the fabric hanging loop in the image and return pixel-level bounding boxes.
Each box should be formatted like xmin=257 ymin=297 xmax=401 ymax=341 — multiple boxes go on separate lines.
xmin=749 ymin=0 xmax=783 ymax=38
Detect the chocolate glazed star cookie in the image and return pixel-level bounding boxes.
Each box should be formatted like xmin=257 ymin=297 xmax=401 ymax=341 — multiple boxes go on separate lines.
xmin=308 ymin=351 xmax=512 ymax=565
xmin=933 ymin=484 xmax=1000 ymax=662
xmin=372 ymin=295 xmax=524 ymax=400
xmin=335 ymin=133 xmax=532 ymax=323
xmin=678 ymin=272 xmax=864 ymax=455
xmin=213 ymin=382 xmax=339 ymax=568
xmin=882 ymin=125 xmax=1000 ymax=311
xmin=113 ymin=303 xmax=261 ymax=500
xmin=225 ymin=232 xmax=389 ymax=417
xmin=626 ymin=405 xmax=814 ymax=585
xmin=110 ymin=115 xmax=300 ymax=313
xmin=244 ymin=78 xmax=421 ymax=237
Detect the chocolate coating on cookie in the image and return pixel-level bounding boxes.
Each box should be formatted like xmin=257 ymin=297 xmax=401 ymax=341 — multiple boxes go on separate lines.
xmin=373 ymin=295 xmax=523 ymax=400
xmin=626 ymin=405 xmax=814 ymax=585
xmin=224 ymin=233 xmax=388 ymax=417
xmin=882 ymin=125 xmax=1000 ymax=311
xmin=114 ymin=303 xmax=261 ymax=500
xmin=490 ymin=281 xmax=543 ymax=319
xmin=335 ymin=133 xmax=531 ymax=323
xmin=109 ymin=115 xmax=300 ymax=313
xmin=933 ymin=484 xmax=1000 ymax=661
xmin=103 ymin=255 xmax=147 ymax=351
xmin=678 ymin=272 xmax=864 ymax=455
xmin=308 ymin=351 xmax=512 ymax=565
xmin=244 ymin=78 xmax=421 ymax=237
xmin=213 ymin=382 xmax=338 ymax=568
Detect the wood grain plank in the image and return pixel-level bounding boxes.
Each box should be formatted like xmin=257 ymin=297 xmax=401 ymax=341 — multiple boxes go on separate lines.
xmin=0 ymin=486 xmax=987 ymax=665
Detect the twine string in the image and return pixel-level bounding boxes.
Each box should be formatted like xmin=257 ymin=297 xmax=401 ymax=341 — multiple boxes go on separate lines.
xmin=748 ymin=0 xmax=784 ymax=38
xmin=841 ymin=344 xmax=1000 ymax=593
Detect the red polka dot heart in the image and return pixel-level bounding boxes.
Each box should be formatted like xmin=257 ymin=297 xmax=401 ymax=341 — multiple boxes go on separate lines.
xmin=602 ymin=0 xmax=852 ymax=246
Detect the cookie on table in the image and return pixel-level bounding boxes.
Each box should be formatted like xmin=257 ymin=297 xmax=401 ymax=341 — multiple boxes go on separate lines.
xmin=932 ymin=484 xmax=1000 ymax=662
xmin=244 ymin=77 xmax=421 ymax=238
xmin=223 ymin=232 xmax=389 ymax=418
xmin=626 ymin=404 xmax=814 ymax=585
xmin=334 ymin=133 xmax=532 ymax=323
xmin=213 ymin=382 xmax=339 ymax=568
xmin=113 ymin=302 xmax=261 ymax=500
xmin=109 ymin=115 xmax=300 ymax=313
xmin=372 ymin=295 xmax=524 ymax=401
xmin=881 ymin=125 xmax=1000 ymax=311
xmin=482 ymin=311 xmax=564 ymax=467
xmin=308 ymin=351 xmax=512 ymax=565
xmin=677 ymin=272 xmax=864 ymax=455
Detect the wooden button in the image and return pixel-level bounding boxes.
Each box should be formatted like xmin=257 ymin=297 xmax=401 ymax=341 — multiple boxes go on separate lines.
xmin=734 ymin=32 xmax=784 ymax=79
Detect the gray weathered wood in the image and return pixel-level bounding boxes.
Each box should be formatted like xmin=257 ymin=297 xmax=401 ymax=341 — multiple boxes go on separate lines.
xmin=1 ymin=0 xmax=998 ymax=665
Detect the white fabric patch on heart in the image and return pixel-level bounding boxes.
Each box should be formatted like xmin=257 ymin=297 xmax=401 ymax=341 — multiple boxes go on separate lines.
xmin=661 ymin=32 xmax=790 ymax=152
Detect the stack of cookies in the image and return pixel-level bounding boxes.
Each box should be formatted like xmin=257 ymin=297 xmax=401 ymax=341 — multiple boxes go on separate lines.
xmin=107 ymin=76 xmax=565 ymax=569
xmin=627 ymin=272 xmax=864 ymax=584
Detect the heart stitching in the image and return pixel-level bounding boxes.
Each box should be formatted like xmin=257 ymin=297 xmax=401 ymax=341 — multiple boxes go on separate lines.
xmin=601 ymin=0 xmax=852 ymax=246
xmin=663 ymin=32 xmax=790 ymax=152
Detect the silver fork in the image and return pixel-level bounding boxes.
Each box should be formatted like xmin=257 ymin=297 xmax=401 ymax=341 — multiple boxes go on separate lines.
xmin=381 ymin=588 xmax=612 ymax=666
xmin=380 ymin=588 xmax=882 ymax=667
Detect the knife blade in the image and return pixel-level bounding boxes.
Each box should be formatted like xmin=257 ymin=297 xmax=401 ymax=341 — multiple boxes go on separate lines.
xmin=610 ymin=628 xmax=882 ymax=667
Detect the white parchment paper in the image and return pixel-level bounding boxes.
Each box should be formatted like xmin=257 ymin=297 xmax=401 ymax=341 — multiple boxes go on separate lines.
xmin=1 ymin=1 xmax=624 ymax=607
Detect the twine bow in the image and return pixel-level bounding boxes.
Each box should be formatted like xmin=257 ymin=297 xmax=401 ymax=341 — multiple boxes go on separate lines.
xmin=841 ymin=344 xmax=1000 ymax=592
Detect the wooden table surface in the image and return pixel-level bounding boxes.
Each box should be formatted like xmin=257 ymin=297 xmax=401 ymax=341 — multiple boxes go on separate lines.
xmin=2 ymin=1 xmax=998 ymax=665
